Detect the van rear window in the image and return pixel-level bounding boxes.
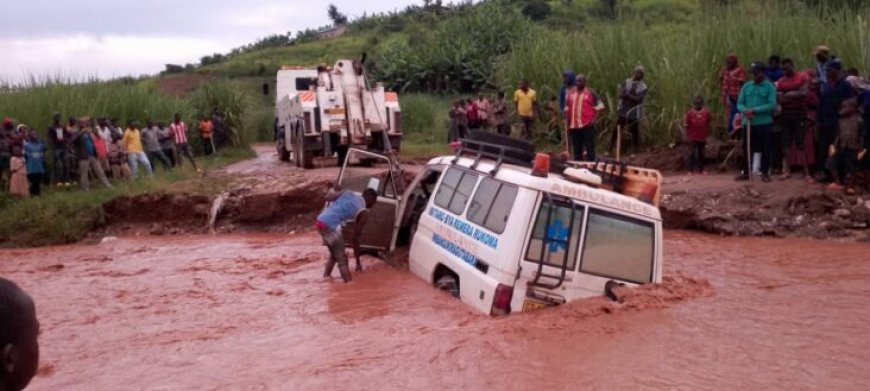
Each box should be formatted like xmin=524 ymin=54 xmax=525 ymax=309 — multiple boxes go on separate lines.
xmin=434 ymin=167 xmax=479 ymax=215
xmin=579 ymin=209 xmax=654 ymax=284
xmin=467 ymin=178 xmax=517 ymax=234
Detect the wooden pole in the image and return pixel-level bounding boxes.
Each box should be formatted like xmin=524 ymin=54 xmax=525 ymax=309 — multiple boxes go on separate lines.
xmin=616 ymin=124 xmax=622 ymax=161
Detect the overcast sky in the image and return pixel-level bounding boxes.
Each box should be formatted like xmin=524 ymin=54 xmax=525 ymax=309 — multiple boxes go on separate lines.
xmin=1 ymin=0 xmax=420 ymax=83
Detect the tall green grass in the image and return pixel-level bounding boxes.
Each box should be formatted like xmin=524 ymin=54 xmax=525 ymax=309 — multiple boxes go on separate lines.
xmin=496 ymin=2 xmax=870 ymax=146
xmin=0 ymin=77 xmax=254 ymax=145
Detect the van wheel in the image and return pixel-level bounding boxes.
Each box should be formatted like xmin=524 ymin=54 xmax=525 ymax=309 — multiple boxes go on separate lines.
xmin=434 ymin=271 xmax=460 ymax=298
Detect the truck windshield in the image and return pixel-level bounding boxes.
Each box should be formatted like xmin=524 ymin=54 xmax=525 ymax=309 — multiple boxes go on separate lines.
xmin=295 ymin=77 xmax=317 ymax=91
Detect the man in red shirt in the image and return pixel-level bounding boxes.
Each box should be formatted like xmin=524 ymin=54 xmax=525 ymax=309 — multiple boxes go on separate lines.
xmin=719 ymin=54 xmax=746 ymax=136
xmin=776 ymin=58 xmax=812 ymax=181
xmin=564 ymin=75 xmax=605 ymax=161
xmin=684 ymin=96 xmax=712 ymax=175
xmin=170 ymin=113 xmax=199 ymax=172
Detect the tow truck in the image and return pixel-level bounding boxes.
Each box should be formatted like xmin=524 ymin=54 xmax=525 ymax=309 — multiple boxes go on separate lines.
xmin=274 ymin=57 xmax=402 ymax=169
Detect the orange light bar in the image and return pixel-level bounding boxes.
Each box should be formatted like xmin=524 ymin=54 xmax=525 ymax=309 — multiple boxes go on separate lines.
xmin=532 ymin=153 xmax=550 ymax=178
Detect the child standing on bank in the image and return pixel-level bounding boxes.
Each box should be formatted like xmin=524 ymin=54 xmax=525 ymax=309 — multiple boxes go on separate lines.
xmin=684 ymin=96 xmax=712 ymax=175
xmin=8 ymin=145 xmax=29 ymax=197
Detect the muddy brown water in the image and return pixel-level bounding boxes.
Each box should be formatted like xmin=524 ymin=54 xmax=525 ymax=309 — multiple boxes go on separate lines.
xmin=2 ymin=231 xmax=869 ymax=390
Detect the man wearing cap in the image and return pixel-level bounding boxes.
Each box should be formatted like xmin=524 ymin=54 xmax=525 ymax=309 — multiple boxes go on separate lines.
xmin=613 ymin=65 xmax=648 ymax=156
xmin=817 ymin=58 xmax=854 ymax=182
xmin=813 ymin=45 xmax=833 ymax=89
xmin=720 ymin=54 xmax=747 ymax=136
xmin=736 ymin=62 xmax=777 ymax=182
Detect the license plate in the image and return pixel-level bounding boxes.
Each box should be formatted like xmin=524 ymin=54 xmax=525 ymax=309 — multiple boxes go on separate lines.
xmin=522 ymin=300 xmax=549 ymax=312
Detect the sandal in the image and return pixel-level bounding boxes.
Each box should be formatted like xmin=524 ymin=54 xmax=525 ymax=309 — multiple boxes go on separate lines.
xmin=804 ymin=176 xmax=815 ymax=184
xmin=827 ymin=183 xmax=844 ymax=191
xmin=846 ymin=188 xmax=856 ymax=195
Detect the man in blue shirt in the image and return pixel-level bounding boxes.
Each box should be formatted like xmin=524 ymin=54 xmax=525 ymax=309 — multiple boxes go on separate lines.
xmin=315 ymin=184 xmax=378 ymax=282
xmin=22 ymin=130 xmax=47 ymax=196
xmin=765 ymin=55 xmax=783 ymax=82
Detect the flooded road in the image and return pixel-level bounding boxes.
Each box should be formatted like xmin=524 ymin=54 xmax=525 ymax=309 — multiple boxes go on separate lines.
xmin=3 ymin=231 xmax=869 ymax=390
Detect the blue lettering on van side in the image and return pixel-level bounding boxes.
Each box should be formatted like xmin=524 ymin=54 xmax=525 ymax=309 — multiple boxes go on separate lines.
xmin=428 ymin=206 xmax=499 ymax=249
xmin=432 ymin=233 xmax=477 ymax=266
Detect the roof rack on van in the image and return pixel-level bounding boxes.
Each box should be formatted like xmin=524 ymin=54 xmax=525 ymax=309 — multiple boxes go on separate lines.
xmin=453 ymin=131 xmax=536 ymax=175
xmin=566 ymin=159 xmax=663 ymax=207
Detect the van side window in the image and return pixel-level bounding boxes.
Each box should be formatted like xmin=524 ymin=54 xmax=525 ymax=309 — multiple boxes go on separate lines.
xmin=434 ymin=168 xmax=479 ymax=214
xmin=525 ymin=197 xmax=585 ymax=270
xmin=467 ymin=178 xmax=518 ymax=234
xmin=580 ymin=209 xmax=654 ymax=284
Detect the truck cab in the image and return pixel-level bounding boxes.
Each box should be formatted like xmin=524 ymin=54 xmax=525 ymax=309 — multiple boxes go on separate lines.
xmin=275 ymin=60 xmax=402 ymax=168
xmin=334 ymin=132 xmax=664 ymax=315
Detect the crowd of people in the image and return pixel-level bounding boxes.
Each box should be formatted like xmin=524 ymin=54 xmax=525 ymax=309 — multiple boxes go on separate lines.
xmin=715 ymin=45 xmax=868 ymax=192
xmin=448 ymin=44 xmax=869 ymax=194
xmin=0 ymin=110 xmax=232 ymax=198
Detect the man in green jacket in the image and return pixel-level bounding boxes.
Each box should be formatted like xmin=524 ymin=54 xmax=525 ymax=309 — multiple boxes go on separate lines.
xmin=736 ymin=62 xmax=778 ymax=182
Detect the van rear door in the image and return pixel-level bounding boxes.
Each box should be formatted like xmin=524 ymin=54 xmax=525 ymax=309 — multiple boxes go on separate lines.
xmin=336 ymin=148 xmax=400 ymax=251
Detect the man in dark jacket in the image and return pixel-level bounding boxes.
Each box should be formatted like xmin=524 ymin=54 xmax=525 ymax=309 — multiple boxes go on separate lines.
xmin=46 ymin=113 xmax=70 ymax=185
xmin=816 ymin=59 xmax=854 ymax=182
xmin=71 ymin=119 xmax=112 ymax=190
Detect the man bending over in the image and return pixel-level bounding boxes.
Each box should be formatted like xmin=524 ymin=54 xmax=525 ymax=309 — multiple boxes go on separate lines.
xmin=315 ymin=184 xmax=378 ymax=283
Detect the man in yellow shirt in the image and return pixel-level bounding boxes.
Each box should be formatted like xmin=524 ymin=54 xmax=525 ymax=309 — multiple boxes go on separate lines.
xmin=514 ymin=79 xmax=538 ymax=140
xmin=122 ymin=120 xmax=153 ymax=178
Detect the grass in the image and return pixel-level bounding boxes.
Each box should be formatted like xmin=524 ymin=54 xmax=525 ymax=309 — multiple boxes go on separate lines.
xmin=0 ymin=147 xmax=255 ymax=248
xmin=496 ymin=1 xmax=870 ymax=147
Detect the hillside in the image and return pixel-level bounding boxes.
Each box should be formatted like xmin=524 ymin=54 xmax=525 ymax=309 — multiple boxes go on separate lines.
xmin=157 ymin=0 xmax=869 ymax=154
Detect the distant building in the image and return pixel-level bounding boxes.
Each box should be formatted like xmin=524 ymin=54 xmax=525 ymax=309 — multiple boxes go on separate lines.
xmin=315 ymin=25 xmax=348 ymax=40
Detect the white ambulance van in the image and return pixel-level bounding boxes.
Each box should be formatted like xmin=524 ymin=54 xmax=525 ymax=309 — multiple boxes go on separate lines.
xmin=335 ymin=132 xmax=663 ymax=315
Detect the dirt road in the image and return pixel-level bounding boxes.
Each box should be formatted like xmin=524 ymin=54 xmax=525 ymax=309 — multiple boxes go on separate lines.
xmin=4 ymin=231 xmax=870 ymax=390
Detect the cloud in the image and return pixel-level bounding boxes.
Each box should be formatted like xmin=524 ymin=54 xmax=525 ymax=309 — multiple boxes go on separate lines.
xmin=0 ymin=0 xmax=424 ymax=82
xmin=0 ymin=35 xmax=224 ymax=82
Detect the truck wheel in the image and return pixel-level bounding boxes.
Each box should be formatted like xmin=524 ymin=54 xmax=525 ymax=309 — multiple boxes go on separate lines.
xmin=296 ymin=130 xmax=314 ymax=169
xmin=278 ymin=143 xmax=290 ymax=162
xmin=292 ymin=136 xmax=301 ymax=168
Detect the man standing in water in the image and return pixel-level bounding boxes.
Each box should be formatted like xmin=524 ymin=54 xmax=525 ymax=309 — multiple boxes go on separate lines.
xmin=0 ymin=277 xmax=40 ymax=391
xmin=736 ymin=62 xmax=778 ymax=182
xmin=315 ymin=184 xmax=378 ymax=283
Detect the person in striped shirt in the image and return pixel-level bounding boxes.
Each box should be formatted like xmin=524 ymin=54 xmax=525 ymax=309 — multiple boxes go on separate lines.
xmin=171 ymin=113 xmax=199 ymax=172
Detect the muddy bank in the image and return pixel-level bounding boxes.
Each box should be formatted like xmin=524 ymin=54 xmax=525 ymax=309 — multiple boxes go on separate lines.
xmin=5 ymin=231 xmax=870 ymax=390
xmin=101 ymin=179 xmax=330 ymax=236
xmin=660 ymin=174 xmax=870 ymax=239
